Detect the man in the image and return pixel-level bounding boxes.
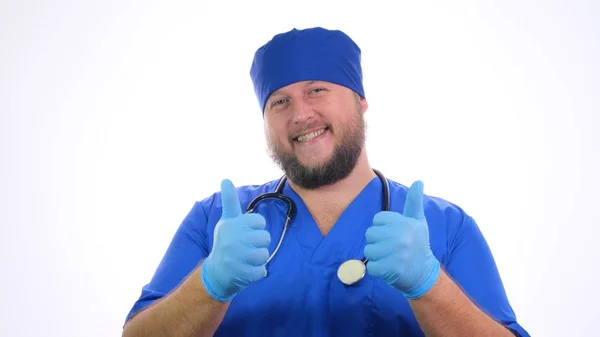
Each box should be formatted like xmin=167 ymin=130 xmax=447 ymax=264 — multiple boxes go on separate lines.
xmin=122 ymin=27 xmax=529 ymax=337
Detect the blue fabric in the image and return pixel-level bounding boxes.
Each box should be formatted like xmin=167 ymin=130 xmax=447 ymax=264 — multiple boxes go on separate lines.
xmin=250 ymin=27 xmax=365 ymax=113
xmin=125 ymin=177 xmax=530 ymax=337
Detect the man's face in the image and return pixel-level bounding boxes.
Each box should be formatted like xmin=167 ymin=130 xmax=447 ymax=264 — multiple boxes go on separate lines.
xmin=263 ymin=80 xmax=368 ymax=190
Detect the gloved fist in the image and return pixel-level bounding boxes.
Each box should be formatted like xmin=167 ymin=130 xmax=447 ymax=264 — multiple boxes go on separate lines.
xmin=201 ymin=179 xmax=271 ymax=302
xmin=364 ymin=180 xmax=440 ymax=299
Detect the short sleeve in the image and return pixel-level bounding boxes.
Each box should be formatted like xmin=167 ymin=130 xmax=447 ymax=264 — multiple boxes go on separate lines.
xmin=123 ymin=199 xmax=213 ymax=324
xmin=444 ymin=214 xmax=530 ymax=337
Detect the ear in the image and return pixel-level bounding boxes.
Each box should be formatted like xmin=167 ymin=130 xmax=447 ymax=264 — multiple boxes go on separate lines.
xmin=360 ymin=97 xmax=368 ymax=114
xmin=353 ymin=92 xmax=368 ymax=114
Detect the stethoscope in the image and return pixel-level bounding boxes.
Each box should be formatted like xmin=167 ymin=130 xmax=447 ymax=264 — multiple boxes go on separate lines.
xmin=246 ymin=169 xmax=390 ymax=286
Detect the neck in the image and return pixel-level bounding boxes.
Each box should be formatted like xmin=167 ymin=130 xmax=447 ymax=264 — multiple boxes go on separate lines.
xmin=288 ymin=150 xmax=376 ymax=205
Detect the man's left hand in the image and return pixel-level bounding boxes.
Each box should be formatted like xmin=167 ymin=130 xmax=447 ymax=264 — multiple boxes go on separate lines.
xmin=364 ymin=180 xmax=441 ymax=299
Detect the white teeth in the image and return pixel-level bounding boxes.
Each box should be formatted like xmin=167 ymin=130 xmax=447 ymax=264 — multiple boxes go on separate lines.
xmin=297 ymin=129 xmax=325 ymax=142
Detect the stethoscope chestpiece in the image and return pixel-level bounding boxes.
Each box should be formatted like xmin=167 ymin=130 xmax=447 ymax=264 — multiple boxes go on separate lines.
xmin=337 ymin=259 xmax=366 ymax=286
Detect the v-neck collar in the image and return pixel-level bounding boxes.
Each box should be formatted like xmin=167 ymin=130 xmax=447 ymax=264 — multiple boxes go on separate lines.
xmin=281 ymin=176 xmax=385 ymax=268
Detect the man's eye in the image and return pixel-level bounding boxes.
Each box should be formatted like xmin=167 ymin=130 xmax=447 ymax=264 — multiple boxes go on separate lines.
xmin=272 ymin=98 xmax=286 ymax=107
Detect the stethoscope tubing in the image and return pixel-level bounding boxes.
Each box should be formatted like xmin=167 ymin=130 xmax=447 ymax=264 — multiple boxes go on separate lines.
xmin=246 ymin=169 xmax=390 ymax=283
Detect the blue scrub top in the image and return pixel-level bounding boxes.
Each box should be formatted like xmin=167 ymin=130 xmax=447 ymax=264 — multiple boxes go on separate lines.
xmin=125 ymin=175 xmax=530 ymax=336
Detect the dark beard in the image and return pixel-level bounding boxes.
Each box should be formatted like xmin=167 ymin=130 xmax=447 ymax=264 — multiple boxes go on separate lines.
xmin=267 ymin=111 xmax=366 ymax=190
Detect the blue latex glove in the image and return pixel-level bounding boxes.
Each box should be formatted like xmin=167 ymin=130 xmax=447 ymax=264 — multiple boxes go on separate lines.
xmin=364 ymin=180 xmax=441 ymax=299
xmin=201 ymin=179 xmax=271 ymax=302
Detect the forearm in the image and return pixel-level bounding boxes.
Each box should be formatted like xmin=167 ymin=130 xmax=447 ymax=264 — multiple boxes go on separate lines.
xmin=408 ymin=269 xmax=515 ymax=337
xmin=122 ymin=264 xmax=229 ymax=337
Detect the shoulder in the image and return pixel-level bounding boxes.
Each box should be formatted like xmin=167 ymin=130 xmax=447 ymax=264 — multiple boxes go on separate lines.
xmin=386 ymin=179 xmax=475 ymax=261
xmin=387 ymin=179 xmax=470 ymax=223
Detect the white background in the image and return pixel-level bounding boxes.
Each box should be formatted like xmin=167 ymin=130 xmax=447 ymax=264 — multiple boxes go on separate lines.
xmin=1 ymin=1 xmax=598 ymax=336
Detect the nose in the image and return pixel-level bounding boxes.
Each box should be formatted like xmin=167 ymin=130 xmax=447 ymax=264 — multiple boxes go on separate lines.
xmin=290 ymin=98 xmax=315 ymax=124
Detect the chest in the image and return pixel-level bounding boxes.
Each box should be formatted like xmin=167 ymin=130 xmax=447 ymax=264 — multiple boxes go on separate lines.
xmin=306 ymin=203 xmax=346 ymax=236
xmin=312 ymin=213 xmax=338 ymax=236
xmin=215 ymin=262 xmax=424 ymax=337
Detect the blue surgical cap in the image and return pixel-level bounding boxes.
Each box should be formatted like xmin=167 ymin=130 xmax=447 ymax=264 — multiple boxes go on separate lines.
xmin=250 ymin=27 xmax=365 ymax=114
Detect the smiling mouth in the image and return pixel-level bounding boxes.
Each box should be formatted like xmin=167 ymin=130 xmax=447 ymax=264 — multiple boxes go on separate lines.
xmin=293 ymin=127 xmax=330 ymax=142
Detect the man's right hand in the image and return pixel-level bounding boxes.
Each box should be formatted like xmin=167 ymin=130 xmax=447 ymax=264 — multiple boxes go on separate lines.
xmin=201 ymin=179 xmax=272 ymax=302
